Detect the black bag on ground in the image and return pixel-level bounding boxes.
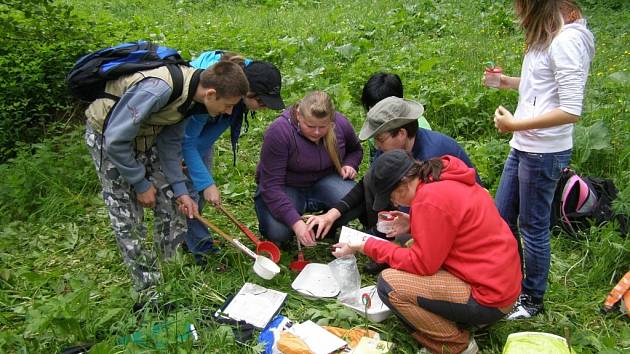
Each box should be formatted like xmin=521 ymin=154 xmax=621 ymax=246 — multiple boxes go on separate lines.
xmin=65 ymin=40 xmax=188 ymax=104
xmin=550 ymin=167 xmax=627 ymax=237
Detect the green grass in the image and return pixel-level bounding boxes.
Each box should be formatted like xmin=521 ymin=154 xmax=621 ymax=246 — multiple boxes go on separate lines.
xmin=1 ymin=0 xmax=629 ymax=352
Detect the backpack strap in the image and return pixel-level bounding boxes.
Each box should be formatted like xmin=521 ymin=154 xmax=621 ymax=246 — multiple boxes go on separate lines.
xmin=101 ymin=65 xmax=185 ymax=134
xmin=178 ymin=69 xmax=203 ymax=115
xmin=560 ymin=175 xmax=597 ymax=235
xmin=165 ymin=64 xmax=184 ymax=106
xmin=560 ymin=175 xmax=582 ymax=229
xmin=99 ymin=92 xmax=120 ymax=101
xmin=562 ymin=176 xmax=592 ymax=213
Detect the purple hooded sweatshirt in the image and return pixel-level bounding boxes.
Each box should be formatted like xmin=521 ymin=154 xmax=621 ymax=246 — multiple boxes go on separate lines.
xmin=255 ymin=106 xmax=363 ymax=227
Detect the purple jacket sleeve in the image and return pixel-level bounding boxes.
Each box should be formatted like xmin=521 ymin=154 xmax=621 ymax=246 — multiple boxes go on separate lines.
xmin=336 ymin=113 xmax=363 ymax=169
xmin=257 ymin=124 xmax=302 ymax=227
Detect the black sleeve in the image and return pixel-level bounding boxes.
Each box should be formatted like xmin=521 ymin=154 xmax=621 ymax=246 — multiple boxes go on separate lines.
xmin=333 ymin=177 xmax=365 ymax=214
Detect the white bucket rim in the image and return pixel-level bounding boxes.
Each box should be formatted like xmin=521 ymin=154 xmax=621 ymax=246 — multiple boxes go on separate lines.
xmin=253 ymin=255 xmax=280 ymax=280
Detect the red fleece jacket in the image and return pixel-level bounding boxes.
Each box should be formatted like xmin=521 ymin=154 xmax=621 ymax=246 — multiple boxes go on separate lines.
xmin=364 ymin=156 xmax=521 ymax=308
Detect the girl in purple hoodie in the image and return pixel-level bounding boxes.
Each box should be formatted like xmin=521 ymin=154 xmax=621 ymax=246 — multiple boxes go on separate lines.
xmin=254 ymin=91 xmax=363 ymax=247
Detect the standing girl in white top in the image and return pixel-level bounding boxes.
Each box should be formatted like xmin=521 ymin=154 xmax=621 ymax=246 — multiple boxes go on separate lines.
xmin=489 ymin=0 xmax=595 ymax=319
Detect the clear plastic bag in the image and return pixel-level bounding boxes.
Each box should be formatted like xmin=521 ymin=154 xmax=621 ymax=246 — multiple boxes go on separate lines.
xmin=328 ymin=255 xmax=361 ymax=306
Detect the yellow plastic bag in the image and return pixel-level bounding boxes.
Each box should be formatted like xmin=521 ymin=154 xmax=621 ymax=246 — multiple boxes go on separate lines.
xmin=502 ymin=332 xmax=573 ymax=354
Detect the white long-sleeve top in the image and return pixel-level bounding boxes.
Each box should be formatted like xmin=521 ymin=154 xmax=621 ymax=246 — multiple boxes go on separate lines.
xmin=511 ymin=19 xmax=595 ymax=153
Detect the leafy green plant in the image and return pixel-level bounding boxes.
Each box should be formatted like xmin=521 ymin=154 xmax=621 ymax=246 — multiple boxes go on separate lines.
xmin=0 ymin=0 xmax=103 ymax=162
xmin=303 ymin=303 xmax=359 ymax=327
xmin=572 ymin=120 xmax=612 ymax=169
xmin=0 ymin=125 xmax=98 ymax=224
xmin=462 ymin=136 xmax=510 ymax=191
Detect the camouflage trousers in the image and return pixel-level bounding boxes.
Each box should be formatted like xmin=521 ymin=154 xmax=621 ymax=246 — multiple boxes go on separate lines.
xmin=85 ymin=124 xmax=187 ymax=291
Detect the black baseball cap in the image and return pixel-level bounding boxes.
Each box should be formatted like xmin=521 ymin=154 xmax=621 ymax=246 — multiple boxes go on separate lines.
xmin=367 ymin=149 xmax=415 ymax=211
xmin=244 ymin=61 xmax=285 ymax=110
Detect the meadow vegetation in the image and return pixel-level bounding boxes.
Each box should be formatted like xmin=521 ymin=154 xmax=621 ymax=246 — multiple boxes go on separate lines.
xmin=0 ymin=0 xmax=629 ymax=352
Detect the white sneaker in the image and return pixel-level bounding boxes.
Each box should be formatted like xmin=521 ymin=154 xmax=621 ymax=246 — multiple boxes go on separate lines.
xmin=506 ymin=293 xmax=544 ymax=320
xmin=461 ymin=337 xmax=479 ymax=354
xmin=507 ymin=304 xmax=533 ymax=319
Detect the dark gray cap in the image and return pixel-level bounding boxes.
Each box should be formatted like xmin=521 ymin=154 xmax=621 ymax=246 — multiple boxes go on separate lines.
xmin=244 ymin=61 xmax=285 ymax=110
xmin=367 ymin=149 xmax=415 ymax=211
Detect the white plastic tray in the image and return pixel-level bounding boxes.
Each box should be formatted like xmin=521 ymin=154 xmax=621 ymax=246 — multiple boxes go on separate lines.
xmin=341 ymin=285 xmax=392 ymax=322
xmin=291 ymin=263 xmax=340 ymax=299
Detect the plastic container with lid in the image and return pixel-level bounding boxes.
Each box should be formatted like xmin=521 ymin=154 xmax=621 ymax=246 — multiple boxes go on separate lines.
xmin=376 ymin=211 xmax=396 ymax=234
xmin=484 ymin=66 xmax=502 ymax=88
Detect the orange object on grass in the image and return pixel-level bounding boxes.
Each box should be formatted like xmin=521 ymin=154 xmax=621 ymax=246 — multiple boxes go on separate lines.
xmin=603 ymin=271 xmax=630 ymax=316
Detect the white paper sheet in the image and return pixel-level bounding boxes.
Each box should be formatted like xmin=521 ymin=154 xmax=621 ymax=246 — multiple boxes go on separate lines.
xmin=338 ymin=226 xmax=381 ymax=245
xmin=291 ymin=263 xmax=340 ymax=298
xmin=290 ymin=320 xmax=347 ymax=354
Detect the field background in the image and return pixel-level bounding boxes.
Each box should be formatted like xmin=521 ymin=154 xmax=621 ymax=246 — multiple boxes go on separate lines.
xmin=1 ymin=0 xmax=629 ymax=352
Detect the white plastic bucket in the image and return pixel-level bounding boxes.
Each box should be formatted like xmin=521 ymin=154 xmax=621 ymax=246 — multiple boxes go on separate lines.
xmin=253 ymin=255 xmax=280 ymax=280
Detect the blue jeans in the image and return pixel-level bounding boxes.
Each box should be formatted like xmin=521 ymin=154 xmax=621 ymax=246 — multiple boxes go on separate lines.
xmin=184 ymin=190 xmax=220 ymax=264
xmin=254 ymin=174 xmax=358 ymax=245
xmin=183 ymin=148 xmax=219 ymax=263
xmin=495 ymin=148 xmax=571 ymax=300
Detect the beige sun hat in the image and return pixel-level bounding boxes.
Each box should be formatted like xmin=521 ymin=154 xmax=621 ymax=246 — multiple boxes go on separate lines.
xmin=358 ymin=96 xmax=425 ymax=141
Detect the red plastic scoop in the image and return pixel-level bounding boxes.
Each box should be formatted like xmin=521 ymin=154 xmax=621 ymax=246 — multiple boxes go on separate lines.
xmin=289 ymin=237 xmax=309 ymax=272
xmin=218 ymin=205 xmax=281 ymax=263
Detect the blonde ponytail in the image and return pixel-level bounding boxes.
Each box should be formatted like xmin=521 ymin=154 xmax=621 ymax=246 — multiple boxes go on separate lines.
xmin=323 ymin=124 xmax=342 ymax=174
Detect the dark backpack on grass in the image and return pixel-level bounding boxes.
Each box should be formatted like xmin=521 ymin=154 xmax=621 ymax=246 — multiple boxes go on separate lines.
xmin=65 ymin=40 xmax=188 ymax=105
xmin=550 ymin=167 xmax=627 ymax=237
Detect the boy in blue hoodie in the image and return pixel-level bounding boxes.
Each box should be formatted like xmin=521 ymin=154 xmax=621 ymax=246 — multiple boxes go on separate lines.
xmin=182 ymin=51 xmax=285 ymax=264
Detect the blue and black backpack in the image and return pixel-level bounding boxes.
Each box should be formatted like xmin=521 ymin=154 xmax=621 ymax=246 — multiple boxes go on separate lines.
xmin=65 ymin=40 xmax=189 ymax=107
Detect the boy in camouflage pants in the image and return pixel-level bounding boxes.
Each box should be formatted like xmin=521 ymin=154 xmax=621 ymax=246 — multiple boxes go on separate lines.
xmin=85 ymin=61 xmax=249 ymax=292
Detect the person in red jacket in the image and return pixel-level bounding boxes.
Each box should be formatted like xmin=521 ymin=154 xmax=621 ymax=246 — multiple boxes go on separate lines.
xmin=332 ymin=149 xmax=521 ymax=354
